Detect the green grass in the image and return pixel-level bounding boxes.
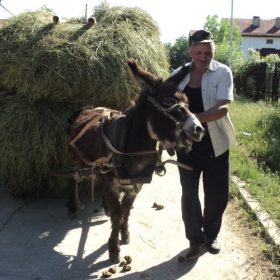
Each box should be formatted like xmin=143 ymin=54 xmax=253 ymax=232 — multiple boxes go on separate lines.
xmin=229 ymin=96 xmax=280 ymax=228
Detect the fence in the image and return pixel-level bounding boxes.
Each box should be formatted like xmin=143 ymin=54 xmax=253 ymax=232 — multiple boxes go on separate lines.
xmin=235 ymin=62 xmax=280 ymax=105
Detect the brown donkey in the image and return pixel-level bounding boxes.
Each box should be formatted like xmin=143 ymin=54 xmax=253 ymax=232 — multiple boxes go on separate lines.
xmin=66 ymin=59 xmax=204 ymax=263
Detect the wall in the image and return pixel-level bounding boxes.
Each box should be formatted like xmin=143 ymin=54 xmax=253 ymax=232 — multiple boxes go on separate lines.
xmin=241 ymin=36 xmax=280 ymax=57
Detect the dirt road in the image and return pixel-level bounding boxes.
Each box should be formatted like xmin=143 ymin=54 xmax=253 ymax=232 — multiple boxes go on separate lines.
xmin=0 ymin=152 xmax=277 ymax=279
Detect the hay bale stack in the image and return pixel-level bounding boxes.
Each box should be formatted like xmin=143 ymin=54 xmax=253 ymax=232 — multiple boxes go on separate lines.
xmin=0 ymin=93 xmax=77 ymax=196
xmin=0 ymin=3 xmax=170 ymax=196
xmin=0 ymin=3 xmax=169 ymax=107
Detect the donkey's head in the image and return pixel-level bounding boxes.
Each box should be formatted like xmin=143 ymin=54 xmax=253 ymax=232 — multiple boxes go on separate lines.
xmin=127 ymin=59 xmax=204 ymax=152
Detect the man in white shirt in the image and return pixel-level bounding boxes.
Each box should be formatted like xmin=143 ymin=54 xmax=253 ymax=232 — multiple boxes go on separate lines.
xmin=172 ymin=30 xmax=236 ymax=259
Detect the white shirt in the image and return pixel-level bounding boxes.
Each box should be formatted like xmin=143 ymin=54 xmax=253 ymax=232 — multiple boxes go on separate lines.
xmin=172 ymin=60 xmax=236 ymax=157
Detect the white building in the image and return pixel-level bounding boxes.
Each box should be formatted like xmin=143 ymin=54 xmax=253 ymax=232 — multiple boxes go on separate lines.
xmin=234 ymin=16 xmax=280 ymax=58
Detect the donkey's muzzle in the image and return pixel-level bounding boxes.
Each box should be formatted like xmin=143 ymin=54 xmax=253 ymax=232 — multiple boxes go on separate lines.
xmin=182 ymin=115 xmax=204 ymax=142
xmin=196 ymin=125 xmax=203 ymax=133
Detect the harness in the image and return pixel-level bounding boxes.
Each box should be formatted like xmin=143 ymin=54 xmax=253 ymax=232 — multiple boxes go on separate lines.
xmin=102 ymin=115 xmax=157 ymax=192
xmin=50 ymin=96 xmax=193 ymax=207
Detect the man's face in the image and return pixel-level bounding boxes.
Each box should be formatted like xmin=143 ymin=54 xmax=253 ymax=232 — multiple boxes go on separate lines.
xmin=189 ymin=43 xmax=214 ymax=70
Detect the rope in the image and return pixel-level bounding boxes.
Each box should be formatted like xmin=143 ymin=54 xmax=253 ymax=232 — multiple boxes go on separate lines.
xmin=155 ymin=159 xmax=193 ymax=177
xmin=91 ymin=166 xmax=96 ymax=202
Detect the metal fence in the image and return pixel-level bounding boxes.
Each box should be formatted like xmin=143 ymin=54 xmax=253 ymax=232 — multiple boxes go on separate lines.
xmin=235 ymin=62 xmax=280 ymax=105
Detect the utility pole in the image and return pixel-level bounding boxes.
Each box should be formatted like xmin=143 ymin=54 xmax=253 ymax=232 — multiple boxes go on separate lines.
xmin=0 ymin=0 xmax=14 ymax=16
xmin=85 ymin=4 xmax=87 ymax=21
xmin=229 ymin=0 xmax=234 ymax=68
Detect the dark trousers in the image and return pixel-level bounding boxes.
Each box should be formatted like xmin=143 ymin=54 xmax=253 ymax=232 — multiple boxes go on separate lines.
xmin=177 ymin=150 xmax=229 ymax=247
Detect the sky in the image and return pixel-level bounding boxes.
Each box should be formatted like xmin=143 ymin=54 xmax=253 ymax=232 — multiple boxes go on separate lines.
xmin=0 ymin=0 xmax=279 ymax=44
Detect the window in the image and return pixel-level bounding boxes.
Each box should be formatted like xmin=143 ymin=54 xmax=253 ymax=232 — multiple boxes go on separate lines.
xmin=266 ymin=39 xmax=273 ymax=44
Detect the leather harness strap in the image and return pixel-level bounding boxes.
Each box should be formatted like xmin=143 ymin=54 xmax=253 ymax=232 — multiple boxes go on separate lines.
xmin=69 ymin=108 xmax=119 ymax=166
xmin=100 ymin=118 xmax=193 ymax=171
xmin=100 ymin=117 xmax=164 ymax=156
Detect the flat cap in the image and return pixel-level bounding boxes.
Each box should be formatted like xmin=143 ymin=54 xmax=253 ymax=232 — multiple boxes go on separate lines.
xmin=189 ymin=30 xmax=214 ymax=46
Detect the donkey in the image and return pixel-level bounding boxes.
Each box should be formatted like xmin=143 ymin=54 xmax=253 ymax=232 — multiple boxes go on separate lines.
xmin=66 ymin=59 xmax=204 ymax=263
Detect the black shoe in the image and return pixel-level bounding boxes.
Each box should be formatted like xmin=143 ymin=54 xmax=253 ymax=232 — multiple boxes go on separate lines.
xmin=186 ymin=244 xmax=204 ymax=260
xmin=205 ymin=240 xmax=221 ymax=254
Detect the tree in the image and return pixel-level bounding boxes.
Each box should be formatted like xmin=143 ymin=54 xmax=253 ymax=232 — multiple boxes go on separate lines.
xmin=165 ymin=35 xmax=190 ymax=71
xmin=203 ymin=14 xmax=220 ymax=39
xmin=203 ymin=14 xmax=245 ymax=69
xmin=203 ymin=14 xmax=241 ymax=45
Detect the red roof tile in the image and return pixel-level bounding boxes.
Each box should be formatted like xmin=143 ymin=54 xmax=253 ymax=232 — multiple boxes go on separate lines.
xmin=231 ymin=18 xmax=280 ymax=37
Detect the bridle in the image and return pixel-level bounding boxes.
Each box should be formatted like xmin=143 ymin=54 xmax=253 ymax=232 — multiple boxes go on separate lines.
xmin=146 ymin=94 xmax=185 ymax=130
xmin=101 ymin=93 xmax=188 ymax=158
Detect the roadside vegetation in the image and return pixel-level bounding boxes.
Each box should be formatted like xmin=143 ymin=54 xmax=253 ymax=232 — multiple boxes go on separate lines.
xmin=230 ymin=97 xmax=280 ymax=229
xmin=229 ymin=97 xmax=280 ymax=275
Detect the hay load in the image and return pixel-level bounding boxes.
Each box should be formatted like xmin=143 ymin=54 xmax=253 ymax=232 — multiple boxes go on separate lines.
xmin=0 ymin=2 xmax=170 ymax=196
xmin=0 ymin=94 xmax=76 ymax=196
xmin=0 ymin=2 xmax=169 ymax=107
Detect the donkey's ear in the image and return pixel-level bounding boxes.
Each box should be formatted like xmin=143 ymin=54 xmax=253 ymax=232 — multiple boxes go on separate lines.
xmin=166 ymin=64 xmax=190 ymax=86
xmin=127 ymin=59 xmax=157 ymax=91
xmin=153 ymin=78 xmax=162 ymax=90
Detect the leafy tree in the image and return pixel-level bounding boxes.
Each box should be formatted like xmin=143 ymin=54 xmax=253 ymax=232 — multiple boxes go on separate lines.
xmin=203 ymin=15 xmax=241 ymax=45
xmin=218 ymin=18 xmax=242 ymax=44
xmin=203 ymin=15 xmax=245 ymax=71
xmin=165 ymin=35 xmax=191 ymax=71
xmin=203 ymin=14 xmax=220 ymax=39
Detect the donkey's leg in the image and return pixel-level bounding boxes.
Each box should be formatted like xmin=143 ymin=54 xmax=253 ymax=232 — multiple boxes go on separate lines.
xmin=120 ymin=191 xmax=137 ymax=244
xmin=65 ymin=178 xmax=77 ymax=219
xmin=101 ymin=188 xmax=111 ymax=217
xmin=101 ymin=177 xmax=123 ymax=263
xmin=107 ymin=188 xmax=123 ymax=263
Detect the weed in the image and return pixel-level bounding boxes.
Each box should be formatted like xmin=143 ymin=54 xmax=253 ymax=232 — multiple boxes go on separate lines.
xmin=230 ymin=96 xmax=280 ymax=227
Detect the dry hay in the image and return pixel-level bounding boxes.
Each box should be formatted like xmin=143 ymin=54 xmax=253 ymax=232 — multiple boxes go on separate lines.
xmin=0 ymin=2 xmax=170 ymax=196
xmin=0 ymin=2 xmax=169 ymax=109
xmin=0 ymin=92 xmax=80 ymax=196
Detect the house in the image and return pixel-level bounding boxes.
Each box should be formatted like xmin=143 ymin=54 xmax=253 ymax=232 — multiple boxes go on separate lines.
xmin=233 ymin=16 xmax=280 ymax=58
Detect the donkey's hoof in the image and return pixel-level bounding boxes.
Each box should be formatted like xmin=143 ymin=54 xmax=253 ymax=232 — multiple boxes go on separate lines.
xmin=109 ymin=252 xmax=121 ymax=264
xmin=121 ymin=233 xmax=130 ymax=244
xmin=68 ymin=211 xmax=77 ymax=220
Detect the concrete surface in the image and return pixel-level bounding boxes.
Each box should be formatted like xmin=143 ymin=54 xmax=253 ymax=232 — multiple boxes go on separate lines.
xmin=232 ymin=175 xmax=280 ymax=247
xmin=0 ymin=152 xmax=278 ymax=280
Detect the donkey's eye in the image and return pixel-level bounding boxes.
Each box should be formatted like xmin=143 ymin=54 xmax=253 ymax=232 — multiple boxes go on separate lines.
xmin=163 ymin=98 xmax=174 ymax=107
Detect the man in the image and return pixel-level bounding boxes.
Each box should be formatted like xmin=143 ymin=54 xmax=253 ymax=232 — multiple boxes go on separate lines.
xmin=172 ymin=30 xmax=236 ymax=259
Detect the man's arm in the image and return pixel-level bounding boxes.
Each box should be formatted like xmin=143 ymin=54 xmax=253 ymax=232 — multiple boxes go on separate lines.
xmin=196 ymin=99 xmax=230 ymax=123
